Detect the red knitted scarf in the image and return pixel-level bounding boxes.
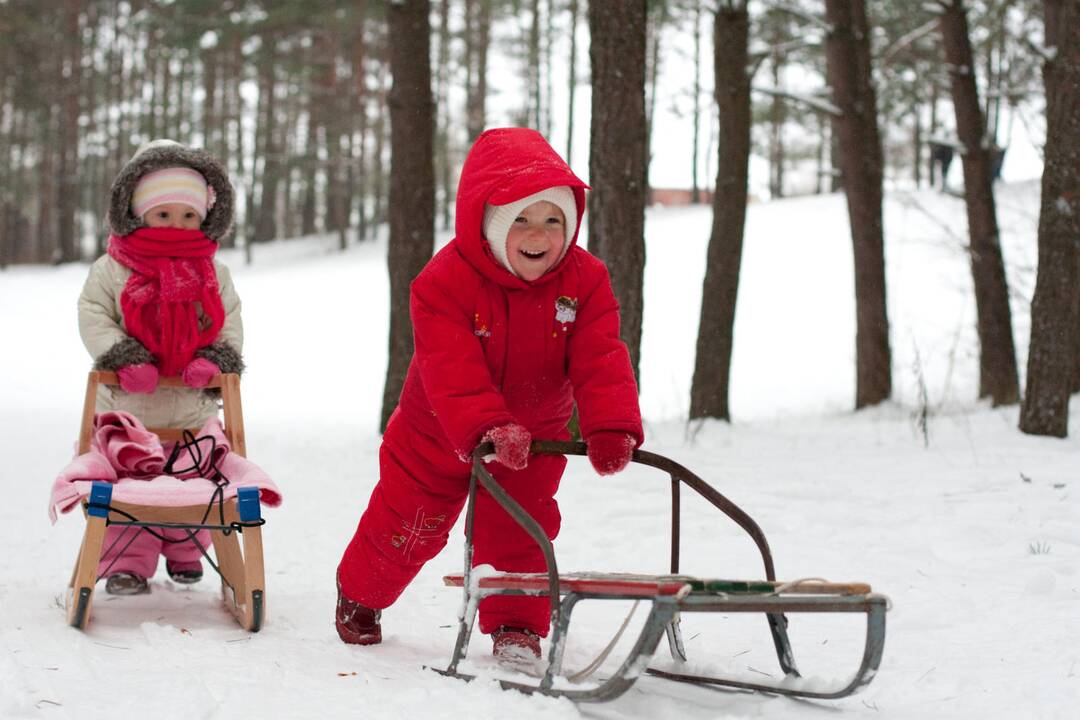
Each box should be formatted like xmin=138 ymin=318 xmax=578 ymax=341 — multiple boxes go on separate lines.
xmin=107 ymin=227 xmax=225 ymax=376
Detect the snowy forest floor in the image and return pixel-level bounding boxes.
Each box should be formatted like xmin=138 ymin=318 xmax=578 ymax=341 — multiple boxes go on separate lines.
xmin=1 ymin=181 xmax=1076 ymax=719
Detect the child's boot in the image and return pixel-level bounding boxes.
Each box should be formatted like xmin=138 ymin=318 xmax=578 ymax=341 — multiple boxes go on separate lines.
xmin=335 ymin=583 xmax=381 ymax=645
xmin=492 ymin=626 xmax=542 ymax=664
xmin=105 ymin=572 xmax=149 ymax=595
xmin=166 ymin=560 xmax=203 ymax=584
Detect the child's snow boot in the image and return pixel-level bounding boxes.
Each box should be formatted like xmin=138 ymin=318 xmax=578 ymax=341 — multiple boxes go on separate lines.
xmin=105 ymin=572 xmax=149 ymax=595
xmin=166 ymin=560 xmax=203 ymax=584
xmin=335 ymin=583 xmax=381 ymax=645
xmin=492 ymin=626 xmax=542 ymax=664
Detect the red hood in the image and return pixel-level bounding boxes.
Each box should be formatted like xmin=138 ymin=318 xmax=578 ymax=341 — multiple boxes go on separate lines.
xmin=454 ymin=128 xmax=589 ymax=289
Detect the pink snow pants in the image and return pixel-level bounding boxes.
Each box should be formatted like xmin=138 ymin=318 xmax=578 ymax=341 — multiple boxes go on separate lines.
xmin=97 ymin=525 xmax=210 ymax=579
xmin=338 ymin=413 xmax=565 ymax=637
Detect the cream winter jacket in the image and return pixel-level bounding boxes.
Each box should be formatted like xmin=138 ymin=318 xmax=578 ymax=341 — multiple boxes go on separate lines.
xmin=78 ymin=254 xmax=243 ymax=428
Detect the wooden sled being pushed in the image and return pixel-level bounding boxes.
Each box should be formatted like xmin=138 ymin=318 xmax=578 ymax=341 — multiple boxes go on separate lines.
xmin=66 ymin=371 xmax=266 ymax=632
xmin=438 ymin=441 xmax=888 ymax=703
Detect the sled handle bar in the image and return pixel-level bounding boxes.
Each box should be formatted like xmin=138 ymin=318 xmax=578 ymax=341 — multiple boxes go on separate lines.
xmin=465 ymin=440 xmax=779 ymax=634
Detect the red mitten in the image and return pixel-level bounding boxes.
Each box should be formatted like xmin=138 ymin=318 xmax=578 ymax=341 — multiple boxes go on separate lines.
xmin=586 ymin=432 xmax=636 ymax=476
xmin=182 ymin=357 xmax=220 ymax=388
xmin=482 ymin=423 xmax=531 ymax=471
xmin=118 ymin=363 xmax=159 ymax=394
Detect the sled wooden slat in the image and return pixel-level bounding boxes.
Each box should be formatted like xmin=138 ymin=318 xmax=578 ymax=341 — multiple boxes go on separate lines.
xmin=443 ymin=572 xmax=692 ymax=598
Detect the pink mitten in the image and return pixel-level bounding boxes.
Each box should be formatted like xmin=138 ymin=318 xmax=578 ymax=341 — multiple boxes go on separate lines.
xmin=182 ymin=357 xmax=220 ymax=388
xmin=482 ymin=423 xmax=531 ymax=471
xmin=586 ymin=432 xmax=636 ymax=476
xmin=118 ymin=363 xmax=159 ymax=394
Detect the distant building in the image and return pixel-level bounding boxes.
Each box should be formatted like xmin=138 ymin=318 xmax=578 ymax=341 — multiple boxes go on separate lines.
xmin=648 ymin=187 xmax=714 ymax=206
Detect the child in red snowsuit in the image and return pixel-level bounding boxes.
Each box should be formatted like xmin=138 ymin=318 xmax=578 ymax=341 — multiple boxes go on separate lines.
xmin=336 ymin=128 xmax=643 ymax=661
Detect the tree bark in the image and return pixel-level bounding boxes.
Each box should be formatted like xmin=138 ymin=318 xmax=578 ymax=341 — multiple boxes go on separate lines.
xmin=464 ymin=0 xmax=491 ymax=142
xmin=691 ymin=1 xmax=702 ymax=204
xmin=57 ymin=0 xmax=83 ymax=263
xmin=252 ymin=34 xmax=280 ymax=247
xmin=938 ymin=0 xmax=1019 ymax=405
xmin=689 ymin=3 xmax=751 ymax=422
xmin=1020 ymin=0 xmax=1080 ymax=436
xmin=380 ymin=0 xmax=435 ymax=432
xmin=823 ymin=0 xmax=892 ymax=408
xmin=588 ymin=0 xmax=647 ymax=384
xmin=566 ymin=0 xmax=579 ymax=163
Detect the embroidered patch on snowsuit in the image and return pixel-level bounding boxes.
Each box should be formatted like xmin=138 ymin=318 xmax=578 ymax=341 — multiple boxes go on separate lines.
xmin=555 ymin=296 xmax=577 ymax=324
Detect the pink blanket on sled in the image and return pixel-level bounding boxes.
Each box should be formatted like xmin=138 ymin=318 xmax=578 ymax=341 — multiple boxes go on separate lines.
xmin=49 ymin=411 xmax=282 ymax=523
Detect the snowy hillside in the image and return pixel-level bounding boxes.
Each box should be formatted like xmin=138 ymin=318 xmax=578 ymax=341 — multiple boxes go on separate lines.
xmin=1 ymin=182 xmax=1077 ymax=719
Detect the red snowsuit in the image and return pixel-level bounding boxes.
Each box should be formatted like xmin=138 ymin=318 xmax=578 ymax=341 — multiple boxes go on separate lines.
xmin=338 ymin=128 xmax=644 ymax=636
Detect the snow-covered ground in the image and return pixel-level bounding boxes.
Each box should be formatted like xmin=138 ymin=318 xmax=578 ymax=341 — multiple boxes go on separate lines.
xmin=2 ymin=181 xmax=1077 ymax=719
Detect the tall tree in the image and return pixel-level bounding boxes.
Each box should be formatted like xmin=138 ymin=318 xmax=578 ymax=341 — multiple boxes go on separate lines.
xmin=690 ymin=0 xmax=703 ymax=203
xmin=566 ymin=0 xmax=579 ymax=163
xmin=57 ymin=0 xmax=84 ymax=263
xmin=380 ymin=0 xmax=435 ymax=431
xmin=689 ymin=1 xmax=751 ymax=421
xmin=936 ymin=0 xmax=1019 ymax=405
xmin=588 ymin=0 xmax=648 ymax=383
xmin=464 ymin=0 xmax=491 ymax=142
xmin=823 ymin=0 xmax=892 ymax=408
xmin=1020 ymin=0 xmax=1080 ymax=437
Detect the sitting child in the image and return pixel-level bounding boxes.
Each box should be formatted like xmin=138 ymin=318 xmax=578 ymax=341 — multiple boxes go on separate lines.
xmin=336 ymin=127 xmax=643 ymax=662
xmin=77 ymin=139 xmax=243 ymax=595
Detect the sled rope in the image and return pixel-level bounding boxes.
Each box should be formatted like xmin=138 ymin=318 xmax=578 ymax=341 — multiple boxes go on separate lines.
xmin=771 ymin=577 xmax=829 ymax=594
xmin=566 ymin=600 xmax=640 ymax=684
xmin=88 ymin=430 xmax=263 ymax=588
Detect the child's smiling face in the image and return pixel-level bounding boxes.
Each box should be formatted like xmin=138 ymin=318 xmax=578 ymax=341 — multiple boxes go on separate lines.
xmin=142 ymin=202 xmax=202 ymax=230
xmin=504 ymin=200 xmax=566 ymax=281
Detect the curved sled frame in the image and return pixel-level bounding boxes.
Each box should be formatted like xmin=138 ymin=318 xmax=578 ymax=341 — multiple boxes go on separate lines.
xmin=438 ymin=441 xmax=887 ymax=702
xmin=66 ymin=371 xmax=265 ymax=632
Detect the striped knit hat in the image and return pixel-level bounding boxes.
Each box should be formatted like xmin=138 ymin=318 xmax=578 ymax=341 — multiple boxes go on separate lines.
xmin=131 ymin=166 xmax=216 ymax=220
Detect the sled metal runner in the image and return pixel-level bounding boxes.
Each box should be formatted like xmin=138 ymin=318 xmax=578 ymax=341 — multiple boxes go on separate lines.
xmin=437 ymin=441 xmax=887 ymax=703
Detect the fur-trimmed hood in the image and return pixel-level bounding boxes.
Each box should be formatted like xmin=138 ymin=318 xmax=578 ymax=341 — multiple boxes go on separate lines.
xmin=108 ymin=140 xmax=235 ymax=242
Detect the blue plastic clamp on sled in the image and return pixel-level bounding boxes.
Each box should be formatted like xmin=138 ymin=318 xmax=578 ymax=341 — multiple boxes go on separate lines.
xmin=437 ymin=440 xmax=888 ymax=703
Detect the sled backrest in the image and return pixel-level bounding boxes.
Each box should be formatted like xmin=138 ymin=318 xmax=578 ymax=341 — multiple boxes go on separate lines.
xmin=77 ymin=370 xmax=246 ymax=457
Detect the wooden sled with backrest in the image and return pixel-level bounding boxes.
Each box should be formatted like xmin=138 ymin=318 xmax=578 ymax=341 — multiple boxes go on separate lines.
xmin=66 ymin=370 xmax=266 ymax=632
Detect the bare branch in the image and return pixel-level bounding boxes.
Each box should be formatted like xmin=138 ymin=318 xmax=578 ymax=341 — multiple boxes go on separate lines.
xmin=881 ymin=19 xmax=939 ymax=66
xmin=761 ymin=1 xmax=832 ymax=33
xmin=752 ymin=85 xmax=842 ymax=116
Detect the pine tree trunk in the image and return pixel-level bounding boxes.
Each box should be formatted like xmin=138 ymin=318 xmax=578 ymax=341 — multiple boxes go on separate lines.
xmin=644 ymin=1 xmax=668 ymax=202
xmin=588 ymin=0 xmax=647 ymax=383
xmin=689 ymin=4 xmax=751 ymax=421
xmin=768 ymin=52 xmax=786 ymax=198
xmin=691 ymin=1 xmax=702 ymax=204
xmin=464 ymin=0 xmax=490 ymax=142
xmin=528 ymin=0 xmax=541 ymax=128
xmin=354 ymin=24 xmax=370 ymax=241
xmin=372 ymin=55 xmax=388 ymax=226
xmin=938 ymin=0 xmax=1019 ymax=405
xmin=566 ymin=0 xmax=579 ymax=163
xmin=435 ymin=0 xmax=452 ymax=230
xmin=57 ymin=0 xmax=83 ymax=263
xmin=823 ymin=0 xmax=892 ymax=408
xmin=380 ymin=0 xmax=435 ymax=432
xmin=253 ymin=35 xmax=281 ymax=247
xmin=1020 ymin=0 xmax=1080 ymax=436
